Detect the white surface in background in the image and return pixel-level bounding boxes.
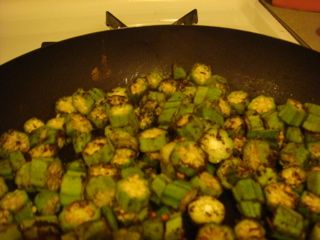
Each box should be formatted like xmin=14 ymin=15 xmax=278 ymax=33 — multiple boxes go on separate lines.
xmin=0 ymin=0 xmax=297 ymax=64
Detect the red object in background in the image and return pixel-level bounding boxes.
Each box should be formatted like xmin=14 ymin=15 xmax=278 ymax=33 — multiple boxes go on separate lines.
xmin=272 ymin=0 xmax=320 ymax=12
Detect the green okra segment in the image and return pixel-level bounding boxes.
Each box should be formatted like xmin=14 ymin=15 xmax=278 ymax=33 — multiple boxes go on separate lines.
xmin=190 ymin=63 xmax=212 ymax=86
xmin=272 ymin=205 xmax=305 ymax=239
xmin=188 ymin=196 xmax=225 ymax=224
xmin=278 ymin=99 xmax=306 ymax=126
xmin=59 ymin=200 xmax=101 ymax=232
xmin=82 ymin=137 xmax=115 ymax=166
xmin=85 ymin=175 xmax=116 ymax=208
xmin=232 ymin=178 xmax=264 ymax=203
xmin=60 ymin=169 xmax=86 ymax=206
xmin=200 ymin=126 xmax=233 ymax=164
xmin=191 ymin=172 xmax=223 ymax=197
xmin=139 ymin=128 xmax=167 ymax=152
xmin=234 ymin=219 xmax=265 ymax=240
xmin=196 ymin=223 xmax=235 ymax=240
xmin=34 ymin=190 xmax=60 ymax=215
xmin=170 ymin=140 xmax=206 ymax=177
xmin=307 ymin=169 xmax=320 ymax=196
xmin=161 ymin=180 xmax=197 ymax=210
xmin=116 ymin=174 xmax=150 ymax=213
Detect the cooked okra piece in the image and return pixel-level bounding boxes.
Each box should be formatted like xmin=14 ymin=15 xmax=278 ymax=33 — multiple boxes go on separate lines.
xmin=72 ymin=132 xmax=92 ymax=154
xmin=108 ymin=104 xmax=139 ymax=131
xmin=305 ymin=102 xmax=320 ymax=115
xmin=107 ymin=87 xmax=129 ymax=106
xmin=247 ymin=129 xmax=280 ymax=142
xmin=116 ymin=174 xmax=150 ymax=213
xmin=200 ymin=126 xmax=233 ymax=164
xmin=139 ymin=128 xmax=167 ymax=152
xmin=58 ymin=200 xmax=101 ymax=232
xmin=262 ymin=110 xmax=285 ymax=130
xmin=191 ymin=171 xmax=223 ymax=197
xmin=147 ymin=68 xmax=165 ymax=90
xmin=0 ymin=224 xmax=22 ymax=240
xmin=30 ymin=157 xmax=53 ymax=189
xmin=105 ymin=126 xmax=139 ymax=151
xmin=85 ymin=175 xmax=116 ymax=208
xmin=190 ymin=63 xmax=212 ymax=86
xmin=113 ymin=227 xmax=142 ymax=240
xmin=285 ymin=126 xmax=304 ymax=143
xmin=232 ymin=178 xmax=264 ymax=203
xmin=143 ymin=219 xmax=164 ymax=240
xmin=65 ymin=113 xmax=93 ymax=136
xmin=128 ymin=77 xmax=148 ymax=102
xmin=243 ymin=139 xmax=271 ymax=171
xmin=161 ymin=180 xmax=197 ymax=211
xmin=271 ymin=205 xmax=304 ymax=239
xmin=255 ymin=166 xmax=278 ymax=187
xmin=73 ymin=219 xmax=112 ymax=240
xmin=193 ymin=86 xmax=222 ymax=105
xmin=245 ymin=114 xmax=264 ymax=131
xmin=0 ymin=190 xmax=29 ymax=213
xmin=0 ymin=209 xmax=13 ymax=225
xmin=237 ymin=201 xmax=262 ymax=219
xmin=227 ymin=90 xmax=249 ymax=114
xmin=308 ymin=142 xmax=320 ymax=160
xmin=223 ymin=116 xmax=246 ymax=138
xmin=264 ymin=182 xmax=298 ymax=209
xmin=0 ymin=177 xmax=8 ymax=199
xmin=159 ymin=141 xmax=177 ymax=179
xmin=55 ymin=96 xmax=76 ymax=114
xmin=170 ymin=141 xmax=206 ymax=177
xmin=8 ymin=151 xmax=26 ymax=172
xmin=88 ymin=103 xmax=109 ymax=129
xmin=217 ymin=157 xmax=251 ymax=189
xmin=196 ymin=103 xmax=224 ymax=126
xmin=303 ymin=113 xmax=320 ymax=133
xmin=29 ymin=125 xmax=65 ymax=148
xmin=280 ymin=143 xmax=309 ymax=167
xmin=278 ymin=99 xmax=306 ymax=126
xmin=13 ymin=201 xmax=35 ymax=224
xmin=175 ymin=114 xmax=204 ymax=141
xmin=101 ymin=206 xmax=118 ymax=231
xmin=60 ymin=169 xmax=86 ymax=206
xmin=0 ymin=159 xmax=14 ymax=179
xmin=234 ymin=219 xmax=265 ymax=240
xmin=20 ymin=215 xmax=59 ymax=240
xmin=0 ymin=130 xmax=30 ymax=157
xmin=188 ymin=196 xmax=225 ymax=224
xmin=196 ymin=223 xmax=235 ymax=240
xmin=158 ymin=79 xmax=179 ymax=96
xmin=23 ymin=117 xmax=44 ymax=134
xmin=280 ymin=166 xmax=306 ymax=191
xmin=15 ymin=162 xmax=32 ymax=190
xmin=158 ymin=92 xmax=184 ymax=126
xmin=82 ymin=137 xmax=115 ymax=166
xmin=310 ymin=222 xmax=320 ymax=240
xmin=299 ymin=191 xmax=320 ymax=222
xmin=46 ymin=116 xmax=65 ymax=130
xmin=111 ymin=148 xmax=136 ymax=169
xmin=164 ymin=213 xmax=184 ymax=240
xmin=248 ymin=95 xmax=276 ymax=114
xmin=34 ymin=190 xmax=60 ymax=215
xmin=151 ymin=174 xmax=171 ymax=199
xmin=307 ymin=169 xmax=320 ymax=196
xmin=173 ymin=64 xmax=187 ymax=80
xmin=72 ymin=88 xmax=95 ymax=115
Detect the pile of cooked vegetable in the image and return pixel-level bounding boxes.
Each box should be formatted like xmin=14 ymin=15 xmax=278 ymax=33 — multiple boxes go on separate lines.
xmin=0 ymin=63 xmax=319 ymax=240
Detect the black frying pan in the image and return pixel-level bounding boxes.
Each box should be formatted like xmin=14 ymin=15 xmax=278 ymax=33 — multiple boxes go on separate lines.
xmin=1 ymin=25 xmax=320 ymax=238
xmin=1 ymin=25 xmax=320 ymax=134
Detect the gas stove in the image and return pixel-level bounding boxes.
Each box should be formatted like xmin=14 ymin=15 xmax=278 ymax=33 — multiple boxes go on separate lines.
xmin=0 ymin=0 xmax=299 ymax=64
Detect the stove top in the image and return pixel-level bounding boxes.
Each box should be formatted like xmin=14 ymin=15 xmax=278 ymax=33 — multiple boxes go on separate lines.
xmin=0 ymin=0 xmax=298 ymax=64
